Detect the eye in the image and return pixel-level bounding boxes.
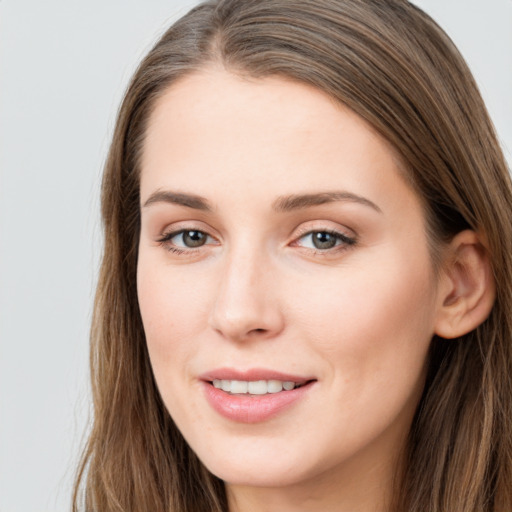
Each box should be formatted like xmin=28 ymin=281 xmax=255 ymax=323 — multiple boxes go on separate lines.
xmin=174 ymin=230 xmax=209 ymax=248
xmin=296 ymin=230 xmax=356 ymax=251
xmin=157 ymin=229 xmax=216 ymax=252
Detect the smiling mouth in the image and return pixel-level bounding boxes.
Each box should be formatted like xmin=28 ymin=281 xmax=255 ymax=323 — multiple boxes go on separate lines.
xmin=203 ymin=375 xmax=316 ymax=422
xmin=210 ymin=379 xmax=312 ymax=395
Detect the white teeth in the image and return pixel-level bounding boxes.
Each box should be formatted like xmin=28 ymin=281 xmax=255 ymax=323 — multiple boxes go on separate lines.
xmin=230 ymin=380 xmax=248 ymax=394
xmin=283 ymin=381 xmax=295 ymax=391
xmin=211 ymin=379 xmax=301 ymax=394
xmin=248 ymin=380 xmax=267 ymax=395
xmin=267 ymin=380 xmax=283 ymax=393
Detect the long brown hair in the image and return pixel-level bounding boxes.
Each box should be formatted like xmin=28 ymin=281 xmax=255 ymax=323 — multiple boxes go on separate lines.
xmin=73 ymin=1 xmax=512 ymax=510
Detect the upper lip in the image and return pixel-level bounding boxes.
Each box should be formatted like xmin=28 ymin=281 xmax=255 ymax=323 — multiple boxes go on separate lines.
xmin=199 ymin=367 xmax=315 ymax=384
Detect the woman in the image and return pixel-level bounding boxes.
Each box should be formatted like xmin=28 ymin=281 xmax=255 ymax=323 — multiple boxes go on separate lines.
xmin=73 ymin=1 xmax=512 ymax=511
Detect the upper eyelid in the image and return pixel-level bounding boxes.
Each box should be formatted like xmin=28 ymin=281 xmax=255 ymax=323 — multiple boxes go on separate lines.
xmin=158 ymin=228 xmax=217 ymax=243
xmin=296 ymin=229 xmax=353 ymax=240
xmin=156 ymin=230 xmax=219 ymax=255
xmin=157 ymin=222 xmax=219 ymax=239
xmin=292 ymin=222 xmax=356 ymax=240
xmin=155 ymin=222 xmax=357 ymax=245
xmin=292 ymin=230 xmax=357 ymax=248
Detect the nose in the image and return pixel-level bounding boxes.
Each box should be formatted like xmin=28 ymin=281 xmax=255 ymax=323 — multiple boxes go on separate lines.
xmin=208 ymin=247 xmax=285 ymax=342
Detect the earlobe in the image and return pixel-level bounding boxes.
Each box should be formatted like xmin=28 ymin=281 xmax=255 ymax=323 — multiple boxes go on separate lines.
xmin=434 ymin=230 xmax=496 ymax=339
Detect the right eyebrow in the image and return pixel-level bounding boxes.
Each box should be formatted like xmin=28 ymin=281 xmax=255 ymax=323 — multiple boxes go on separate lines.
xmin=142 ymin=190 xmax=213 ymax=211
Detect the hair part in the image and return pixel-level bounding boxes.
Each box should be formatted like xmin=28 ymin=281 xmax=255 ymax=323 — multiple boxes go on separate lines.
xmin=74 ymin=1 xmax=512 ymax=511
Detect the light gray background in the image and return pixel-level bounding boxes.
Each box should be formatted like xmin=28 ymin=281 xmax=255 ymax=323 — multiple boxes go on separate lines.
xmin=0 ymin=1 xmax=510 ymax=511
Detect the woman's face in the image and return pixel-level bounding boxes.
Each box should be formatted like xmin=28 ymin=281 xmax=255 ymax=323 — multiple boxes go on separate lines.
xmin=137 ymin=70 xmax=444 ymax=499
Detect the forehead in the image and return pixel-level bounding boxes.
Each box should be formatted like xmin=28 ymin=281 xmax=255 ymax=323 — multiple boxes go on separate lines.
xmin=140 ymin=69 xmax=417 ymax=219
xmin=143 ymin=69 xmax=389 ymax=164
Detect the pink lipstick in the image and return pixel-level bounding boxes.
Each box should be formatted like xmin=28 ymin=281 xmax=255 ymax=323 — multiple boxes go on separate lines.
xmin=200 ymin=368 xmax=316 ymax=423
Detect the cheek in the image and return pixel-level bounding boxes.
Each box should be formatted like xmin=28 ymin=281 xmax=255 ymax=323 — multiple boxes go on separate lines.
xmin=280 ymin=252 xmax=437 ymax=458
xmin=291 ymin=249 xmax=436 ymax=382
xmin=137 ymin=259 xmax=210 ymax=368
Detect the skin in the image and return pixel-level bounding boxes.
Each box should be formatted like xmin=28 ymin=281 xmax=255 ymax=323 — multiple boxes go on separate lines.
xmin=137 ymin=68 xmax=451 ymax=512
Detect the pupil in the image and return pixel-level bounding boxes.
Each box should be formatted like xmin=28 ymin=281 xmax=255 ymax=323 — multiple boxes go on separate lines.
xmin=183 ymin=230 xmax=206 ymax=247
xmin=313 ymin=232 xmax=336 ymax=249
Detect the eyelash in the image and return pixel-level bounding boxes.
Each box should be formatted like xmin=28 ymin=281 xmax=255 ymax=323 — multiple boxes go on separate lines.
xmin=156 ymin=229 xmax=216 ymax=255
xmin=156 ymin=227 xmax=357 ymax=256
xmin=292 ymin=229 xmax=356 ymax=254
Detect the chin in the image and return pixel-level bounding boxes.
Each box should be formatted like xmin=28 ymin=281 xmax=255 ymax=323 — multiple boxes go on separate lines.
xmin=206 ymin=459 xmax=309 ymax=488
xmin=192 ymin=437 xmax=322 ymax=488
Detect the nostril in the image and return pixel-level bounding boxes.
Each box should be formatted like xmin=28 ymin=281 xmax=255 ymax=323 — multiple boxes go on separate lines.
xmin=248 ymin=328 xmax=268 ymax=336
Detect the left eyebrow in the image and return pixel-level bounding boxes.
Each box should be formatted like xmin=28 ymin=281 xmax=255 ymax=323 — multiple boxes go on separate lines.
xmin=272 ymin=191 xmax=382 ymax=214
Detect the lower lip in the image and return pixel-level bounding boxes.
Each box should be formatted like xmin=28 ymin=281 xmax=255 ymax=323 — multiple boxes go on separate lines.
xmin=202 ymin=381 xmax=314 ymax=423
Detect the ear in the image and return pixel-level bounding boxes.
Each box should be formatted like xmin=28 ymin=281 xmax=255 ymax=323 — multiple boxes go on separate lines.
xmin=434 ymin=230 xmax=496 ymax=339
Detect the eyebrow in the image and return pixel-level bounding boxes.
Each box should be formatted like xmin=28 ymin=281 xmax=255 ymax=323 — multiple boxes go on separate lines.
xmin=142 ymin=190 xmax=213 ymax=211
xmin=272 ymin=191 xmax=382 ymax=213
xmin=142 ymin=189 xmax=382 ymax=214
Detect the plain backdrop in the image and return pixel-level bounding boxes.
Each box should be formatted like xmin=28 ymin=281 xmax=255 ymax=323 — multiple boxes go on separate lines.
xmin=0 ymin=1 xmax=510 ymax=511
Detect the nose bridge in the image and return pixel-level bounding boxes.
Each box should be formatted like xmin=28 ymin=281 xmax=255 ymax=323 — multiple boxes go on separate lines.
xmin=209 ymin=238 xmax=283 ymax=341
